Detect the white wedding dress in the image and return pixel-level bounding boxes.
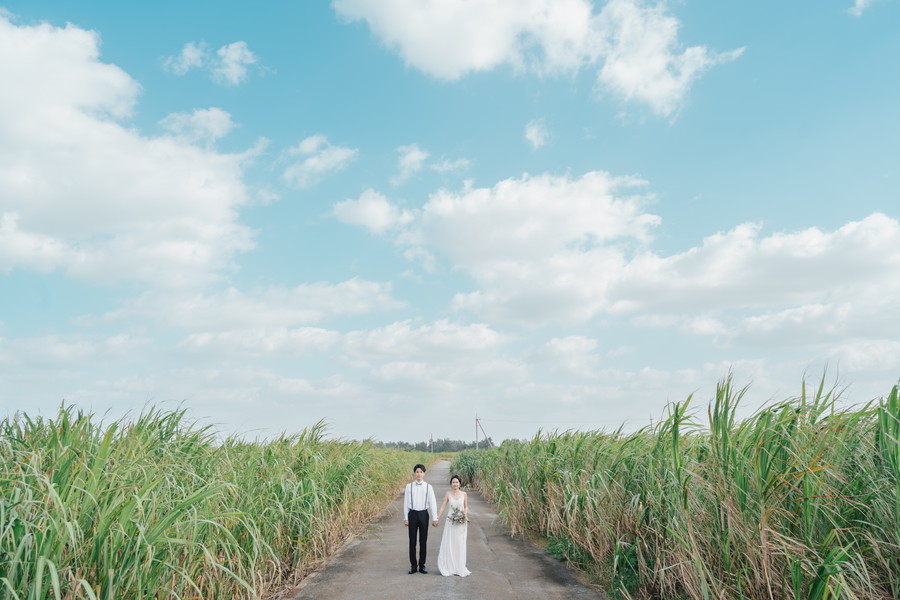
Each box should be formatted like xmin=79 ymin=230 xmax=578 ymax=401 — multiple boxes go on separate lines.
xmin=437 ymin=494 xmax=471 ymax=577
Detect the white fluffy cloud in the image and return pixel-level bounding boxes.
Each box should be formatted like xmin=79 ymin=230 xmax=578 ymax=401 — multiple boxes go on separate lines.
xmin=214 ymin=41 xmax=258 ymax=85
xmin=458 ymin=204 xmax=900 ymax=341
xmin=474 ymin=202 xmax=900 ymax=351
xmin=0 ymin=16 xmax=254 ymax=288
xmin=610 ymin=214 xmax=900 ymax=317
xmin=412 ymin=171 xmax=657 ymax=324
xmin=159 ymin=107 xmax=234 ymax=144
xmin=388 ymin=143 xmax=471 ymax=183
xmin=595 ymin=0 xmax=743 ymax=117
xmin=333 ymin=189 xmax=413 ymax=234
xmin=164 ymin=41 xmax=205 ymax=75
xmin=525 ymin=118 xmax=549 ymax=149
xmin=391 ymin=144 xmax=430 ymax=185
xmin=282 ymin=134 xmax=358 ymax=188
xmin=333 ymin=0 xmax=596 ymax=79
xmin=413 ymin=171 xmax=657 ymax=264
xmin=164 ymin=40 xmax=259 ymax=85
xmin=333 ymin=171 xmax=657 ymax=324
xmin=333 ymin=0 xmax=742 ymax=116
xmin=337 ymin=165 xmax=900 ymax=356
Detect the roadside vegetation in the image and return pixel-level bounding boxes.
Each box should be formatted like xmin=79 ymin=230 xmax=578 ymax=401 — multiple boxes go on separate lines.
xmin=371 ymin=437 xmax=493 ymax=453
xmin=0 ymin=406 xmax=430 ymax=599
xmin=453 ymin=377 xmax=900 ymax=600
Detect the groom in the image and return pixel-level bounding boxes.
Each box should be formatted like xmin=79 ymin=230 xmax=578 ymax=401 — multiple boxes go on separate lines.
xmin=403 ymin=463 xmax=438 ymax=574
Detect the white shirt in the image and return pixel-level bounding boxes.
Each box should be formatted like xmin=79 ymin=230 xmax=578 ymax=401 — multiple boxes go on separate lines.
xmin=403 ymin=480 xmax=437 ymax=521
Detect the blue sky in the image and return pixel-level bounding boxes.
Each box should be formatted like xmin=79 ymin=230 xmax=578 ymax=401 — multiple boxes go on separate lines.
xmin=1 ymin=0 xmax=898 ymax=442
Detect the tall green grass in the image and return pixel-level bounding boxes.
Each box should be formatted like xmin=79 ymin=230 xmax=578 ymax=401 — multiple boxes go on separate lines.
xmin=0 ymin=405 xmax=430 ymax=599
xmin=454 ymin=378 xmax=900 ymax=599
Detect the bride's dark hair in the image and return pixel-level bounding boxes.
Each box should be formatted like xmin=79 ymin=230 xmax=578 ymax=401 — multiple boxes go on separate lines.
xmin=449 ymin=474 xmax=462 ymax=485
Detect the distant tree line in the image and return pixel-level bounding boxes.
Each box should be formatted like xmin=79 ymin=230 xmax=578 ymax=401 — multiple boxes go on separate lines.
xmin=372 ymin=437 xmax=494 ymax=452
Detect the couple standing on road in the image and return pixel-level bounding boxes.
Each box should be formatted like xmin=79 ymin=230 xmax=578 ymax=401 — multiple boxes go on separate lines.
xmin=402 ymin=463 xmax=471 ymax=577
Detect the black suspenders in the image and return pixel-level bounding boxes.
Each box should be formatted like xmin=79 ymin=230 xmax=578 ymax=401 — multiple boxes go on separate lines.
xmin=408 ymin=483 xmax=431 ymax=512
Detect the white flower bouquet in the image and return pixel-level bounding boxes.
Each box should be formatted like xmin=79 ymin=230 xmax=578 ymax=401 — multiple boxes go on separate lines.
xmin=449 ymin=507 xmax=468 ymax=525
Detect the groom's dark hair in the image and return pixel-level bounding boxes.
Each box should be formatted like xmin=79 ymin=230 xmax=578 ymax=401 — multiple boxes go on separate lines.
xmin=413 ymin=463 xmax=426 ymax=472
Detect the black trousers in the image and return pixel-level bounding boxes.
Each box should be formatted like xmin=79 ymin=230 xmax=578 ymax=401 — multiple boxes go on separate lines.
xmin=407 ymin=509 xmax=429 ymax=568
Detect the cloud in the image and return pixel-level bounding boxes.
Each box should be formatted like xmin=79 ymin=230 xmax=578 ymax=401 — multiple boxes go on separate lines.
xmin=431 ymin=157 xmax=472 ymax=173
xmin=171 ymin=316 xmax=519 ymax=411
xmin=0 ymin=16 xmax=254 ymax=288
xmin=164 ymin=41 xmax=206 ymax=75
xmin=333 ymin=0 xmax=596 ymax=79
xmin=828 ymin=339 xmax=900 ymax=373
xmin=334 ymin=171 xmax=659 ymax=324
xmin=389 ymin=143 xmax=471 ymax=183
xmin=281 ymin=134 xmax=358 ymax=188
xmin=534 ymin=335 xmax=602 ymax=378
xmin=408 ymin=171 xmax=657 ymax=324
xmin=402 ymin=246 xmax=437 ymax=273
xmin=0 ymin=213 xmax=69 ymax=272
xmin=409 ymin=207 xmax=900 ymax=338
xmin=213 ymin=41 xmax=258 ymax=85
xmin=164 ymin=40 xmax=259 ymax=85
xmin=179 ymin=327 xmax=341 ymax=357
xmin=3 ymin=309 xmax=887 ymax=442
xmin=332 ymin=189 xmax=413 ymax=234
xmin=104 ymin=279 xmax=406 ymax=331
xmin=525 ymin=118 xmax=549 ymax=149
xmin=344 ymin=319 xmax=510 ymax=361
xmin=722 ymin=274 xmax=900 ymax=351
xmin=609 ymin=214 xmax=900 ymax=317
xmin=680 ymin=315 xmax=727 ymax=337
xmin=365 ymin=356 xmax=526 ymax=396
xmin=159 ymin=107 xmax=234 ymax=144
xmin=848 ymin=0 xmax=877 ymax=17
xmin=343 ymin=319 xmax=524 ymax=393
xmin=333 ymin=0 xmax=742 ymax=116
xmin=0 ymin=333 xmax=148 ymax=370
xmin=413 ymin=171 xmax=657 ymax=262
xmin=391 ymin=143 xmax=430 ymax=185
xmin=354 ymin=161 xmax=900 ymax=350
xmin=596 ymin=0 xmax=744 ymax=117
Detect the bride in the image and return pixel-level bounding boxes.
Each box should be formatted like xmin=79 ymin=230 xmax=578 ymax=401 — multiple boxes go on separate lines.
xmin=436 ymin=474 xmax=471 ymax=577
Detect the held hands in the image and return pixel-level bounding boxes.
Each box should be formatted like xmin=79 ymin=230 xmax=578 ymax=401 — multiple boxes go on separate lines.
xmin=431 ymin=520 xmax=438 ymax=527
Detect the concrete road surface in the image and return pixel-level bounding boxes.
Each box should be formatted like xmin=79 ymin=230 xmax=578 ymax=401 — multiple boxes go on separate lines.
xmin=285 ymin=459 xmax=606 ymax=600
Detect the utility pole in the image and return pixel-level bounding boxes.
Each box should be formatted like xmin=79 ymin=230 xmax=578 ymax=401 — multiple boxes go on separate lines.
xmin=430 ymin=434 xmax=433 ymax=453
xmin=474 ymin=415 xmax=492 ymax=449
xmin=475 ymin=414 xmax=479 ymax=450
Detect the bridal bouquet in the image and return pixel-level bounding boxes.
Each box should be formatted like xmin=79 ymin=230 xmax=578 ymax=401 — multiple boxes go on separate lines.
xmin=449 ymin=507 xmax=468 ymax=525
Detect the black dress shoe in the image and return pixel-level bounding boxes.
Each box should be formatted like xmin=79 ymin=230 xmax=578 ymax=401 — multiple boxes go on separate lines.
xmin=408 ymin=567 xmax=417 ymax=574
xmin=418 ymin=567 xmax=428 ymax=574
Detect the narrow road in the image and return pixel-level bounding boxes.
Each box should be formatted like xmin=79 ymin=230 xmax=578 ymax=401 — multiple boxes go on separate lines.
xmin=285 ymin=459 xmax=605 ymax=600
